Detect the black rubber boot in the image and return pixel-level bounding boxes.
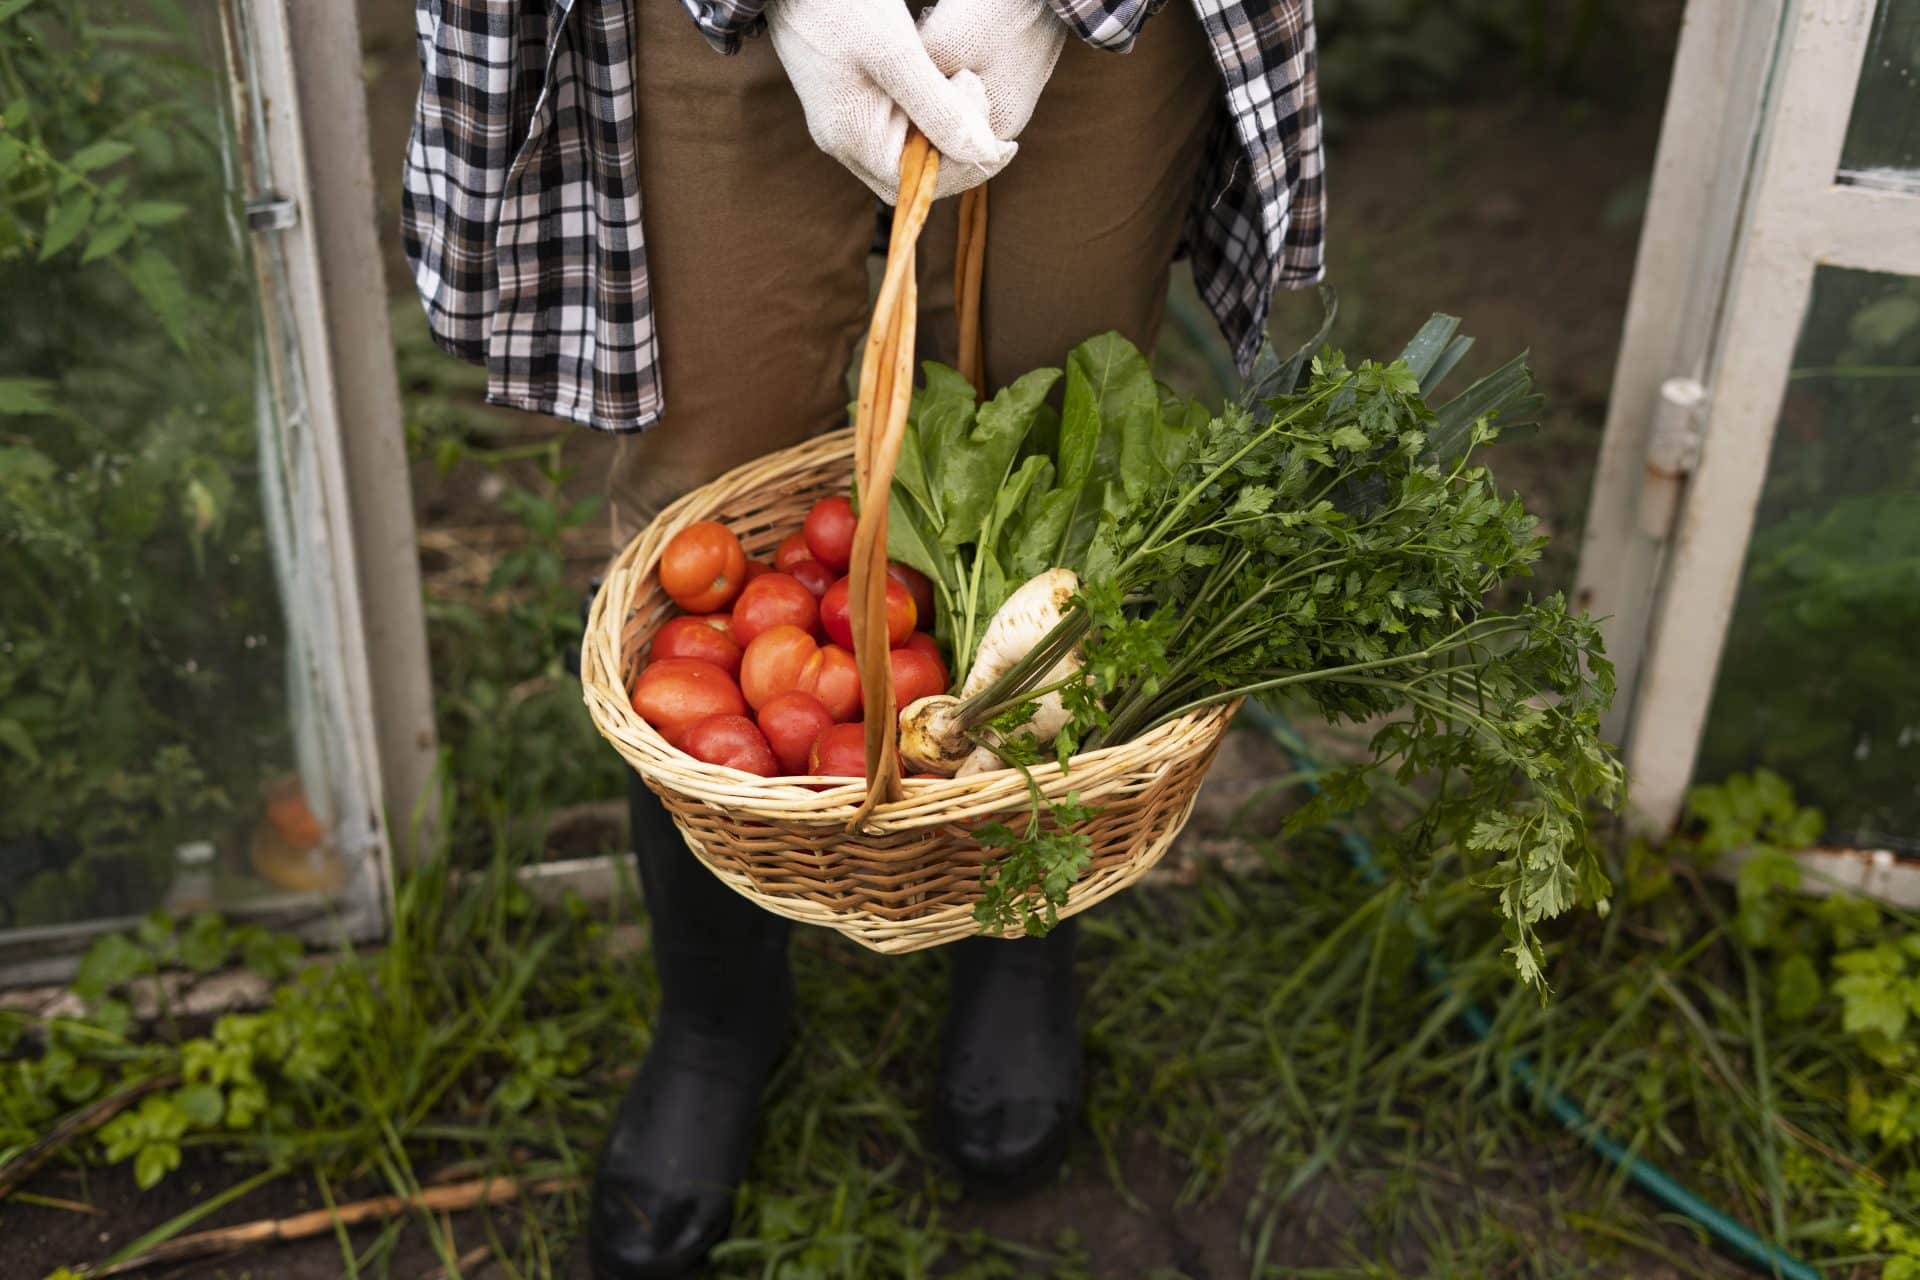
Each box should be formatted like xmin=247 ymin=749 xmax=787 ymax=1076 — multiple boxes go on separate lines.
xmin=933 ymin=920 xmax=1082 ymax=1192
xmin=587 ymin=774 xmax=793 ymax=1279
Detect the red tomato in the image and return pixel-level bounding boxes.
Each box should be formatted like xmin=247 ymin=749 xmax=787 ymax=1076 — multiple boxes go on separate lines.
xmin=887 ymin=562 xmax=936 ymax=627
xmin=681 ymin=714 xmax=778 ymax=776
xmin=819 ymin=576 xmax=915 ymax=651
xmin=739 ymin=625 xmax=818 ymax=710
xmin=819 ymin=577 xmax=853 ymax=649
xmin=649 ymin=615 xmax=742 ymax=678
xmin=743 ymin=559 xmax=775 ymax=583
xmin=757 ymin=691 xmax=836 ymax=775
xmin=658 ymin=521 xmax=747 ymax=613
xmin=787 ymin=557 xmax=835 ymax=599
xmin=889 ymin=647 xmax=947 ymax=712
xmin=774 ymin=531 xmax=813 ymax=573
xmin=730 ymin=573 xmax=819 ymax=647
xmin=880 ymin=579 xmax=917 ymax=647
xmin=803 ymin=495 xmax=857 ymax=573
xmin=797 ymin=643 xmax=863 ymax=722
xmin=903 ymin=631 xmax=947 ymax=686
xmin=630 ymin=658 xmax=746 ymax=747
xmin=808 ymin=722 xmax=868 ymax=777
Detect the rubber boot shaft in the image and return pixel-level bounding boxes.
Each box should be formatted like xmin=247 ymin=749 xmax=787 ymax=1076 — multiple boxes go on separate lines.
xmin=935 ymin=920 xmax=1082 ymax=1191
xmin=588 ymin=775 xmax=792 ymax=1280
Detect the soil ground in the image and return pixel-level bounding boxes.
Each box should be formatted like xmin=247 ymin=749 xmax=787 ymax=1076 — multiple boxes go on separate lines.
xmin=7 ymin=7 xmax=1699 ymax=1278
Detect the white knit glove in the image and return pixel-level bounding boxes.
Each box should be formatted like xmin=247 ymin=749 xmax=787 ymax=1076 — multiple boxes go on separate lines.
xmin=917 ymin=0 xmax=1069 ymax=142
xmin=766 ymin=0 xmax=1017 ymax=202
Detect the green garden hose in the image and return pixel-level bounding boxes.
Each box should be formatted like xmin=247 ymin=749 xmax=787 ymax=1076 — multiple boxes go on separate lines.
xmin=1239 ymin=703 xmax=1821 ymax=1280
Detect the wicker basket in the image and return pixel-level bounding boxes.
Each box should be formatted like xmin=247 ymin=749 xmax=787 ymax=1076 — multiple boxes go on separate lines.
xmin=580 ymin=134 xmax=1238 ymax=953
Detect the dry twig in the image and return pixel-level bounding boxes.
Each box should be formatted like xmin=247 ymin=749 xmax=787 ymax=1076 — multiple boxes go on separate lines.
xmin=77 ymin=1175 xmax=579 ymax=1278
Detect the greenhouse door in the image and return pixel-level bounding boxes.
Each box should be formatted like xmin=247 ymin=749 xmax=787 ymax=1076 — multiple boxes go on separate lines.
xmin=1578 ymin=0 xmax=1920 ymax=884
xmin=0 ymin=0 xmax=431 ymax=982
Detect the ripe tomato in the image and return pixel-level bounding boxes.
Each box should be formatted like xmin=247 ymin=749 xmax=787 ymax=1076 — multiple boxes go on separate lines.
xmin=681 ymin=714 xmax=778 ymax=776
xmin=787 ymin=557 xmax=834 ymax=599
xmin=774 ymin=531 xmax=813 ymax=573
xmin=757 ymin=691 xmax=835 ymax=774
xmin=730 ymin=573 xmax=819 ymax=647
xmin=808 ymin=721 xmax=868 ymax=777
xmin=819 ymin=577 xmax=853 ymax=649
xmin=890 ymin=647 xmax=948 ymax=711
xmin=797 ymin=643 xmax=862 ymax=722
xmin=739 ymin=625 xmax=818 ymax=710
xmin=658 ymin=521 xmax=747 ymax=613
xmin=819 ymin=576 xmax=914 ymax=651
xmin=887 ymin=562 xmax=936 ymax=627
xmin=803 ymin=495 xmax=856 ymax=573
xmin=743 ymin=559 xmax=776 ymax=583
xmin=649 ymin=614 xmax=742 ymax=678
xmin=631 ymin=658 xmax=746 ymax=747
xmin=902 ymin=632 xmax=949 ymax=687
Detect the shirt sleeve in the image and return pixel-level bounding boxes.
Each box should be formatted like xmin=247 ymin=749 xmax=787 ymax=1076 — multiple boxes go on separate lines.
xmin=1043 ymin=0 xmax=1170 ymax=52
xmin=678 ymin=0 xmax=773 ymax=53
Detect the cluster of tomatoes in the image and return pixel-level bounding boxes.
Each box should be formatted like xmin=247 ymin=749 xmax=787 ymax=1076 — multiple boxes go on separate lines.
xmin=629 ymin=495 xmax=949 ymax=778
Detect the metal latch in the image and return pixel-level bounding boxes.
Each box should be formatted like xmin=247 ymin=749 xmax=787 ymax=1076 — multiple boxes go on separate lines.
xmin=1638 ymin=377 xmax=1708 ymax=538
xmin=245 ymin=194 xmax=298 ymax=232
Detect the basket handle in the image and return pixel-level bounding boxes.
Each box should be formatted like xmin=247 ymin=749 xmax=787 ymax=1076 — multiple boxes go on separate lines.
xmin=847 ymin=131 xmax=987 ymax=825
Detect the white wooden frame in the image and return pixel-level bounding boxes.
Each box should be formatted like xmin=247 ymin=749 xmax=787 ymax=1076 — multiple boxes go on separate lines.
xmin=1576 ymin=0 xmax=1920 ymax=836
xmin=0 ymin=0 xmax=431 ymax=984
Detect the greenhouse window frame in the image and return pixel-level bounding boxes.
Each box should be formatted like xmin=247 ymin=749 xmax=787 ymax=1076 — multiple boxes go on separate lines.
xmin=1576 ymin=0 xmax=1920 ymax=878
xmin=0 ymin=0 xmax=434 ymax=986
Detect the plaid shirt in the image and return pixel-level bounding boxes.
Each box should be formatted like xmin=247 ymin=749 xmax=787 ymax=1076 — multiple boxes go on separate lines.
xmin=402 ymin=0 xmax=1324 ymax=432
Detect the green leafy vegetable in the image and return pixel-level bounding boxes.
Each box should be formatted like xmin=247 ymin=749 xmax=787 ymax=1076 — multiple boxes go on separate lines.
xmin=906 ymin=317 xmax=1622 ymax=982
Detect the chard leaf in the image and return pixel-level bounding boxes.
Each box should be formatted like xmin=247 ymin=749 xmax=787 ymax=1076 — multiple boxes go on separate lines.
xmin=974 ymin=548 xmax=1008 ymax=638
xmin=893 ymin=417 xmax=936 ymax=518
xmin=1023 ymin=402 xmax=1062 ymax=465
xmin=1006 ymin=487 xmax=1078 ymax=582
xmin=991 ymin=455 xmax=1054 ymax=550
xmin=1062 ymin=332 xmax=1159 ymax=501
xmin=913 ymin=362 xmax=982 ymax=524
xmin=1154 ymin=395 xmax=1207 ymax=477
xmin=937 ymin=367 xmax=1058 ymax=548
xmin=886 ymin=497 xmax=948 ymax=597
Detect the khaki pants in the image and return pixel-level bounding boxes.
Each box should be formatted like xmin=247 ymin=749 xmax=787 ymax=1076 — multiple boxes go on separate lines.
xmin=609 ymin=1 xmax=1220 ymax=545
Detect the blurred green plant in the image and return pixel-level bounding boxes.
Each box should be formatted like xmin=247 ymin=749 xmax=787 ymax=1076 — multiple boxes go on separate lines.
xmin=0 ymin=0 xmax=289 ymax=926
xmin=1695 ymin=269 xmax=1920 ymax=848
xmin=1316 ymin=0 xmax=1629 ymax=116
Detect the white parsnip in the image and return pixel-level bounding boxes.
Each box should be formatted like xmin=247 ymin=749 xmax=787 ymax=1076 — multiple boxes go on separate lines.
xmin=899 ymin=568 xmax=1082 ymax=777
xmin=960 ymin=569 xmax=1080 ymax=700
xmin=899 ymin=695 xmax=972 ymax=775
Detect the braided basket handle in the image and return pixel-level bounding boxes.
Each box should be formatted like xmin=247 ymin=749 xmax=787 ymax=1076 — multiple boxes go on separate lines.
xmin=847 ymin=131 xmax=987 ymax=825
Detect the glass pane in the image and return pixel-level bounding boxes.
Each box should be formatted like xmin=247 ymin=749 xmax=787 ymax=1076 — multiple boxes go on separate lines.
xmin=1694 ymin=266 xmax=1920 ymax=850
xmin=0 ymin=4 xmax=349 ymax=932
xmin=1840 ymin=0 xmax=1920 ymax=182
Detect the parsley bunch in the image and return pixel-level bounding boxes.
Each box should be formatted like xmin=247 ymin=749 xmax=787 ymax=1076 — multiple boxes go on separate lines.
xmin=968 ymin=317 xmax=1623 ymax=984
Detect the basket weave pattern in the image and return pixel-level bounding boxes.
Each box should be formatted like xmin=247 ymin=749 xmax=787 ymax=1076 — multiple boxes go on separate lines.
xmin=579 ymin=135 xmax=1237 ymax=953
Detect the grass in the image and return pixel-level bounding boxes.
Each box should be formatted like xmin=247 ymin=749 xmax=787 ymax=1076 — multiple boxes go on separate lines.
xmin=8 ymin=772 xmax=1920 ymax=1278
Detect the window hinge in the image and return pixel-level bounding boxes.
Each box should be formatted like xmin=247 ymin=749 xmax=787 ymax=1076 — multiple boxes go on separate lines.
xmin=245 ymin=194 xmax=298 ymax=232
xmin=1638 ymin=376 xmax=1708 ymax=538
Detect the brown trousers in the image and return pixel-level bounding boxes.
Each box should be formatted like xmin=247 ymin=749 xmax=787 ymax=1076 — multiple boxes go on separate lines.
xmin=609 ymin=1 xmax=1219 ymax=544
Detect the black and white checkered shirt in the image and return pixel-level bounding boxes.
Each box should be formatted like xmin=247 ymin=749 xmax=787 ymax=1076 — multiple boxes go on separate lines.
xmin=402 ymin=0 xmax=1325 ymax=432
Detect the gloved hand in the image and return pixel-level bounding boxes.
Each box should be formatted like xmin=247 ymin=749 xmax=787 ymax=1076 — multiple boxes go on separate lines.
xmin=917 ymin=0 xmax=1068 ymax=142
xmin=766 ymin=0 xmax=1017 ymax=202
